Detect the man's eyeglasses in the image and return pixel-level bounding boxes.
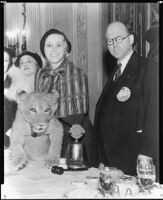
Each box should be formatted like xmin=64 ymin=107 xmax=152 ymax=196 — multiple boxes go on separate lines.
xmin=106 ymin=35 xmax=130 ymax=46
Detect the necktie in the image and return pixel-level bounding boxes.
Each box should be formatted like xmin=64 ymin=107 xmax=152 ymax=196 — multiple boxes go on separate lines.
xmin=114 ymin=63 xmax=122 ymax=82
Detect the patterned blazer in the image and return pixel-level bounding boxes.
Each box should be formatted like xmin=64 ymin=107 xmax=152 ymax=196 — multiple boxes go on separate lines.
xmin=35 ymin=58 xmax=89 ymax=118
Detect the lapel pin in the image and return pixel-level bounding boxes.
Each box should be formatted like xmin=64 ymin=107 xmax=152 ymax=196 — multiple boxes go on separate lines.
xmin=117 ymin=87 xmax=131 ymax=102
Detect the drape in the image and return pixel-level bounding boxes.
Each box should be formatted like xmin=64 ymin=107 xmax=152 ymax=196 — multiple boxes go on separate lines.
xmin=4 ymin=3 xmax=23 ymax=49
xmin=26 ymin=3 xmax=74 ymax=63
xmin=4 ymin=3 xmax=90 ymax=70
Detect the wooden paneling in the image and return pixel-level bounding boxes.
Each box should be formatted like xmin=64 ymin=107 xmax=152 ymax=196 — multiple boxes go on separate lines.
xmin=73 ymin=3 xmax=88 ymax=74
xmin=26 ymin=3 xmax=73 ymax=63
xmin=87 ymin=3 xmax=103 ymax=123
xmin=107 ymin=3 xmax=157 ymax=58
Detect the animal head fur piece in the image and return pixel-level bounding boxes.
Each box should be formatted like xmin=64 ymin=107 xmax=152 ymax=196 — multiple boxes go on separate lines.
xmin=4 ymin=65 xmax=35 ymax=101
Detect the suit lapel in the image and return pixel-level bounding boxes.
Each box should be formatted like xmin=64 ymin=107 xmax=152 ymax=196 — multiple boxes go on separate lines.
xmin=96 ymin=65 xmax=118 ymax=110
xmin=108 ymin=52 xmax=138 ymax=103
xmin=96 ymin=52 xmax=138 ymax=110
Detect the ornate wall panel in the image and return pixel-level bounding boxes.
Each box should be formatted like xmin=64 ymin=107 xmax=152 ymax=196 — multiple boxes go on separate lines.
xmin=26 ymin=3 xmax=41 ymax=54
xmin=26 ymin=3 xmax=73 ymax=62
xmin=145 ymin=3 xmax=159 ymax=57
xmin=108 ymin=3 xmax=153 ymax=57
xmin=73 ymin=3 xmax=88 ymax=74
xmin=4 ymin=3 xmax=74 ymax=64
xmin=4 ymin=3 xmax=25 ymax=56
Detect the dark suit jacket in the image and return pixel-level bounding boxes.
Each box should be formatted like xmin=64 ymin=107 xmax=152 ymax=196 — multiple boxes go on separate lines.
xmin=93 ymin=52 xmax=146 ymax=175
xmin=140 ymin=41 xmax=159 ymax=181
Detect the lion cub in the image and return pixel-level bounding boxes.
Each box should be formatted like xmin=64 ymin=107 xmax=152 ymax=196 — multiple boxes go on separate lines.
xmin=10 ymin=91 xmax=63 ymax=171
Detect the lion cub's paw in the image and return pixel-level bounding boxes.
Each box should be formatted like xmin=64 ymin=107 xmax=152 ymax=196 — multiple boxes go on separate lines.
xmin=12 ymin=156 xmax=28 ymax=171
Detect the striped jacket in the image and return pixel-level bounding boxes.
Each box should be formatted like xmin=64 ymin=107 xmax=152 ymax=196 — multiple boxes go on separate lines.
xmin=35 ymin=58 xmax=89 ymax=118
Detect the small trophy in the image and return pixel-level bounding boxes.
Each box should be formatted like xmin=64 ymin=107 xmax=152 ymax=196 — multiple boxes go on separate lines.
xmin=66 ymin=124 xmax=88 ymax=170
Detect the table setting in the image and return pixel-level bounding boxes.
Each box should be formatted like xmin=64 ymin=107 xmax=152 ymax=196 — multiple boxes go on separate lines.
xmin=1 ymin=146 xmax=163 ymax=199
xmin=2 ymin=149 xmax=101 ymax=199
xmin=2 ymin=126 xmax=163 ymax=199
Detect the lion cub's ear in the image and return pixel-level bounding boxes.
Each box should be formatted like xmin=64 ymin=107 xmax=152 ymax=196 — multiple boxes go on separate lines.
xmin=47 ymin=90 xmax=60 ymax=114
xmin=16 ymin=91 xmax=28 ymax=104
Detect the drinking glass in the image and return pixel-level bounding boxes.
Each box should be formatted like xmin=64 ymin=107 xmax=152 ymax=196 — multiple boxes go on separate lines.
xmin=98 ymin=163 xmax=117 ymax=197
xmin=137 ymin=155 xmax=156 ymax=191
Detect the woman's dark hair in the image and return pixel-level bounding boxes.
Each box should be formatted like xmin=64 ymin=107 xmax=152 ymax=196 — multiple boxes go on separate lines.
xmin=4 ymin=47 xmax=14 ymax=70
xmin=40 ymin=29 xmax=71 ymax=58
xmin=15 ymin=51 xmax=42 ymax=68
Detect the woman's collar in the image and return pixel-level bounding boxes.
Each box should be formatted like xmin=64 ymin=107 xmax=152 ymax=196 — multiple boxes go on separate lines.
xmin=46 ymin=57 xmax=68 ymax=70
xmin=44 ymin=58 xmax=68 ymax=76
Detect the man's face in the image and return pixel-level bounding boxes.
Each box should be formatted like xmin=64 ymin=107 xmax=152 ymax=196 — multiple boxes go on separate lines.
xmin=105 ymin=23 xmax=134 ymax=62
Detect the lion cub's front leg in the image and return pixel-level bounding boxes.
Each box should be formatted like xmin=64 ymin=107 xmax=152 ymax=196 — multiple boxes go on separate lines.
xmin=45 ymin=120 xmax=63 ymax=168
xmin=10 ymin=130 xmax=28 ymax=171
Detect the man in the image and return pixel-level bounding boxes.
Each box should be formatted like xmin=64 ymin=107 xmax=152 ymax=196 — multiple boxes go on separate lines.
xmin=93 ymin=21 xmax=146 ymax=175
xmin=139 ymin=3 xmax=159 ymax=181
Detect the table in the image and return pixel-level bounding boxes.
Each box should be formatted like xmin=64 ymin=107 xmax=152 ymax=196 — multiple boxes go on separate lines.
xmin=2 ymin=149 xmax=102 ymax=199
xmin=1 ymin=149 xmax=163 ymax=199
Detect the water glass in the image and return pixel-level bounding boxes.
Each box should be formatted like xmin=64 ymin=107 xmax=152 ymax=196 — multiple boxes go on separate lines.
xmin=98 ymin=163 xmax=117 ymax=197
xmin=137 ymin=155 xmax=156 ymax=190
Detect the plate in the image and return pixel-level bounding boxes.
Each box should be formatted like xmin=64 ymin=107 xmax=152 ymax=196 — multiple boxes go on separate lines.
xmin=71 ymin=181 xmax=87 ymax=187
xmin=64 ymin=188 xmax=103 ymax=198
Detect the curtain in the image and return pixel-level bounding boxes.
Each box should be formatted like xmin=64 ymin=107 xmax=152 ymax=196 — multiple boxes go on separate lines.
xmin=26 ymin=3 xmax=74 ymax=63
xmin=26 ymin=3 xmax=41 ymax=54
xmin=4 ymin=3 xmax=91 ymax=70
xmin=4 ymin=3 xmax=23 ymax=49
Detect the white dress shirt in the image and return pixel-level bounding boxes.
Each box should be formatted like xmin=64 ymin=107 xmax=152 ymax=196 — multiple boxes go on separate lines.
xmin=118 ymin=50 xmax=134 ymax=75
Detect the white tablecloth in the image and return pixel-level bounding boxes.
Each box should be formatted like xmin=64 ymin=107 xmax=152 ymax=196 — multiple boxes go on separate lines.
xmin=1 ymin=149 xmax=163 ymax=199
xmin=2 ymin=149 xmax=101 ymax=199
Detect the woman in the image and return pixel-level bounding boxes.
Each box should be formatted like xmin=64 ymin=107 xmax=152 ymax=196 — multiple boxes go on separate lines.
xmin=14 ymin=51 xmax=42 ymax=93
xmin=4 ymin=51 xmax=42 ymax=147
xmin=35 ymin=29 xmax=94 ymax=166
xmin=4 ymin=47 xmax=17 ymax=148
xmin=5 ymin=51 xmax=42 ymax=101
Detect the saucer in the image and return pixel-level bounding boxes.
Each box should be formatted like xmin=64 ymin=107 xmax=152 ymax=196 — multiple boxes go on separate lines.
xmin=71 ymin=180 xmax=87 ymax=187
xmin=64 ymin=188 xmax=103 ymax=198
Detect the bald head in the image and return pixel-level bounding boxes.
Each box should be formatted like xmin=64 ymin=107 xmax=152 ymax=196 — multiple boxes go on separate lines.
xmin=105 ymin=21 xmax=134 ymax=62
xmin=106 ymin=21 xmax=129 ymax=38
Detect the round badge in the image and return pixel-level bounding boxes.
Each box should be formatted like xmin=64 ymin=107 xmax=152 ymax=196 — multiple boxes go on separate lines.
xmin=117 ymin=87 xmax=131 ymax=102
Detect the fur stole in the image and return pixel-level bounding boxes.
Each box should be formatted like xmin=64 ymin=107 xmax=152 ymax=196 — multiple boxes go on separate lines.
xmin=4 ymin=65 xmax=34 ymax=102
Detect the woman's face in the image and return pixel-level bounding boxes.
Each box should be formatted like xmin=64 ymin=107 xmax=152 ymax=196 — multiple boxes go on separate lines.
xmin=4 ymin=51 xmax=10 ymax=73
xmin=19 ymin=55 xmax=38 ymax=76
xmin=44 ymin=34 xmax=67 ymax=65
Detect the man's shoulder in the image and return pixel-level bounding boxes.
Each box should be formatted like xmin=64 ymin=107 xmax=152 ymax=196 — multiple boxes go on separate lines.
xmin=139 ymin=56 xmax=146 ymax=68
xmin=132 ymin=52 xmax=146 ymax=67
xmin=132 ymin=51 xmax=145 ymax=61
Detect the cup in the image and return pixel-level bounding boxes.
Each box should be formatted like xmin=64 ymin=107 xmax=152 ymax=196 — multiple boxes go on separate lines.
xmin=137 ymin=155 xmax=156 ymax=189
xmin=98 ymin=164 xmax=118 ymax=197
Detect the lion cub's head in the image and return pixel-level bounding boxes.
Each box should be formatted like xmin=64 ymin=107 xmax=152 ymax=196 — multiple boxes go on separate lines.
xmin=18 ymin=91 xmax=59 ymax=136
